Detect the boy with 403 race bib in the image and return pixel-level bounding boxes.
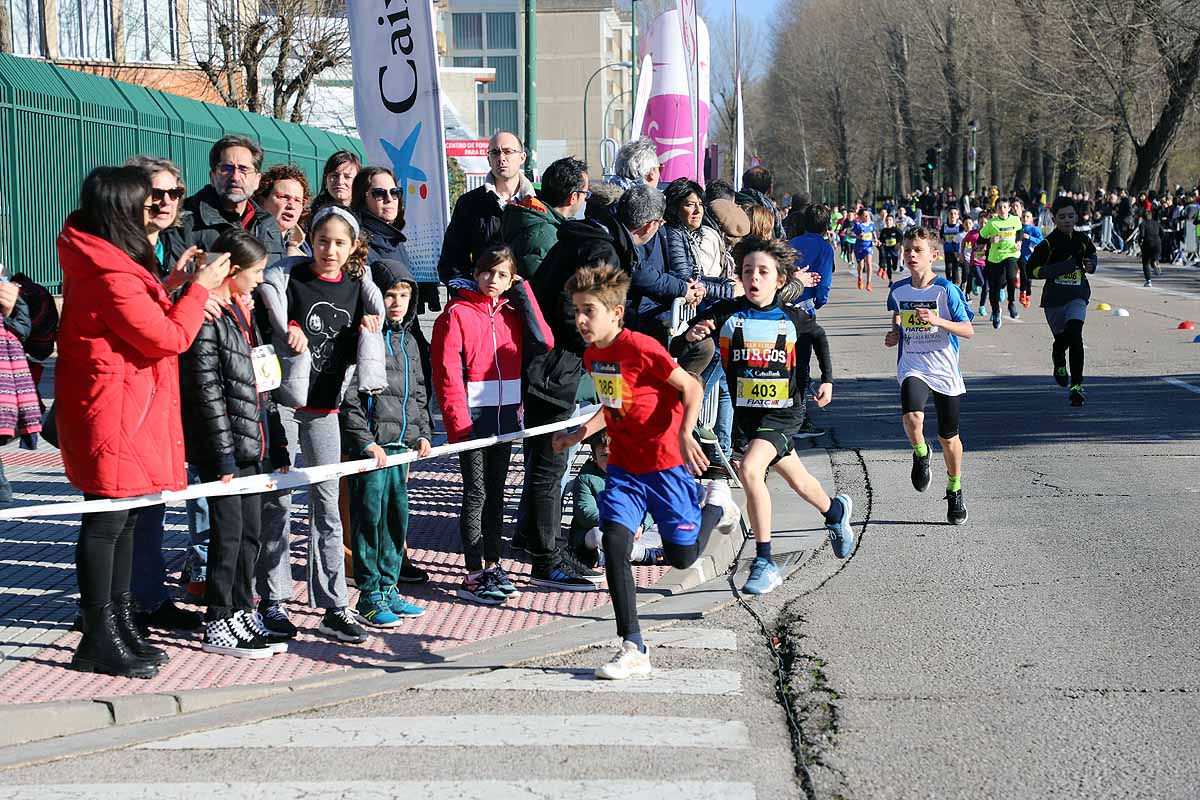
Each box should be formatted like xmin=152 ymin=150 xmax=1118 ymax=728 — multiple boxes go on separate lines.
xmin=885 ymin=227 xmax=974 ymax=525
xmin=682 ymin=237 xmax=854 ymax=597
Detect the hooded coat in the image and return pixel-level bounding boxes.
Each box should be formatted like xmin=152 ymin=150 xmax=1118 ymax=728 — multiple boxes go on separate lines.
xmin=54 ymin=214 xmax=209 ymax=497
xmin=340 ymin=260 xmax=433 ymax=454
xmin=500 ymin=195 xmax=567 ymax=279
xmin=184 ymin=185 xmax=285 ymax=264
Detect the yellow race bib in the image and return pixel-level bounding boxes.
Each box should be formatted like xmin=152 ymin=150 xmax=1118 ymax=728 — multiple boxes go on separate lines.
xmin=736 ymin=377 xmax=789 ymax=408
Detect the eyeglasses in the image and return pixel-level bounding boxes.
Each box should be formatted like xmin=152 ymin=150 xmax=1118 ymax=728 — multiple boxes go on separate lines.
xmin=488 ymin=148 xmax=522 ymax=158
xmin=369 ymin=187 xmax=403 ymax=201
xmin=272 ymin=192 xmax=305 ymax=205
xmin=217 ymin=164 xmax=257 ymax=177
xmin=574 ymin=189 xmax=593 ymax=199
xmin=151 ymin=187 xmax=185 ymax=202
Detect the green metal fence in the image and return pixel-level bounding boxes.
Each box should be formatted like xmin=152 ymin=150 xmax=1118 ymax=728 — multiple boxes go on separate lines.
xmin=0 ymin=53 xmax=365 ymax=291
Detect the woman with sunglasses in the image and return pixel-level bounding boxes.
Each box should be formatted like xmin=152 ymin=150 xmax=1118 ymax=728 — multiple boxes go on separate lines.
xmin=125 ymin=156 xmax=196 ymax=287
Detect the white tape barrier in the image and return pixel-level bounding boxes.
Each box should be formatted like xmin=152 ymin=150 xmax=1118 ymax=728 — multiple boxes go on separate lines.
xmin=0 ymin=405 xmax=603 ymax=521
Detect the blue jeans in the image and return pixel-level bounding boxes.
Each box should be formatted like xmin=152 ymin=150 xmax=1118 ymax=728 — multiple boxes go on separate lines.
xmin=699 ymin=356 xmax=733 ymax=458
xmin=130 ymin=503 xmax=169 ymax=612
xmin=182 ymin=466 xmax=211 ymax=583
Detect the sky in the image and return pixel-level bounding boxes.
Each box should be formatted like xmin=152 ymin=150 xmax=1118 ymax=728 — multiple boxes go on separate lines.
xmin=704 ymin=0 xmax=781 ymax=22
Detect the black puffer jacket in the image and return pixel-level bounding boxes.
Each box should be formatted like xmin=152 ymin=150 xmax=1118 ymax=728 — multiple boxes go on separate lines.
xmin=184 ymin=185 xmax=285 ymax=265
xmin=340 ymin=259 xmax=433 ymax=455
xmin=180 ymin=300 xmax=290 ymax=474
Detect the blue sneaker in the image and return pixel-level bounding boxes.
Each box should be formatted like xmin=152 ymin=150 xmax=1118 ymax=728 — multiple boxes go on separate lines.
xmin=978 ymin=302 xmax=986 ymax=316
xmin=991 ymin=311 xmax=1002 ymax=330
xmin=486 ymin=565 xmax=520 ymax=596
xmin=386 ymin=586 xmax=426 ymax=618
xmin=826 ymin=494 xmax=855 ymax=558
xmin=742 ymin=557 xmax=782 ymax=595
xmin=355 ymin=591 xmax=403 ymax=628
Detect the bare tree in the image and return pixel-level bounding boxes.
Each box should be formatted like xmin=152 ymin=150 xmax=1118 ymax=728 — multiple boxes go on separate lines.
xmin=191 ymin=0 xmax=350 ymax=123
xmin=0 ymin=3 xmax=11 ymax=55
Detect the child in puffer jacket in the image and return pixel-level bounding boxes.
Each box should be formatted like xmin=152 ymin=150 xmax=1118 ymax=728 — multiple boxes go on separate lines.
xmin=432 ymin=244 xmax=553 ymax=605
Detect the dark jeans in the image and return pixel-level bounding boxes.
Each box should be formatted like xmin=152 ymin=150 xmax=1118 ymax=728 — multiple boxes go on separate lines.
xmin=458 ymin=442 xmax=512 ymax=572
xmin=77 ymin=498 xmax=140 ymax=608
xmin=985 ymin=258 xmax=1018 ymax=312
xmin=199 ymin=464 xmax=262 ymax=620
xmin=350 ymin=449 xmax=410 ymax=593
xmin=1142 ymin=241 xmax=1161 ymax=280
xmin=130 ymin=503 xmax=169 ymax=612
xmin=519 ymin=395 xmax=576 ymax=571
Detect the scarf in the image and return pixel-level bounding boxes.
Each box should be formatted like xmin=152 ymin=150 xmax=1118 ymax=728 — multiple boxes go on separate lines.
xmin=0 ymin=327 xmax=42 ymax=447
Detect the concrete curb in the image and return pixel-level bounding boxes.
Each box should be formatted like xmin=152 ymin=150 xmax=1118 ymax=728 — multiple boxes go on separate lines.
xmin=0 ymin=484 xmax=749 ymax=751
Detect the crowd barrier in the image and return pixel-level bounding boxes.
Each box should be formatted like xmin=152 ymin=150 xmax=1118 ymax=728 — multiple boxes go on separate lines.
xmin=0 ymin=405 xmax=602 ymax=521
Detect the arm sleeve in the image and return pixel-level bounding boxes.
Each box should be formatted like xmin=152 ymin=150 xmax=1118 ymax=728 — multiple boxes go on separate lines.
xmin=2 ymin=294 xmax=31 ymax=342
xmin=664 ymin=228 xmax=697 ymax=281
xmin=97 ymin=275 xmax=209 ymax=359
xmin=886 ymin=287 xmax=899 ymax=313
xmin=810 ymin=248 xmax=834 ymax=309
xmin=436 ymin=200 xmax=471 ymax=284
xmin=812 ymin=323 xmax=833 ymax=384
xmin=179 ymin=322 xmax=236 ymax=474
xmin=1081 ymin=235 xmax=1098 ymax=269
xmin=572 ymin=475 xmax=601 ymax=533
xmin=339 ymin=383 xmax=375 ymax=455
xmin=431 ymin=310 xmax=474 ymax=443
xmin=631 ymin=238 xmax=690 ymax=302
xmin=978 ymin=219 xmax=997 ymax=239
xmin=945 ymin=284 xmax=973 ymax=322
xmin=409 ymin=354 xmax=433 ymax=444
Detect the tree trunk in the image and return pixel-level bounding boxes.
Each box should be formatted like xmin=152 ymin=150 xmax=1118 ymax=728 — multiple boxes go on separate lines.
xmin=938 ymin=14 xmax=965 ymax=194
xmin=1013 ymin=142 xmax=1029 ymax=192
xmin=1157 ymin=158 xmax=1170 ymax=195
xmin=987 ymin=91 xmax=1000 ymax=188
xmin=885 ymin=25 xmax=915 ymax=198
xmin=1042 ymin=149 xmax=1056 ymax=197
xmin=0 ymin=3 xmax=11 ymax=55
xmin=1128 ymin=33 xmax=1200 ymax=192
xmin=1105 ymin=123 xmax=1127 ymax=192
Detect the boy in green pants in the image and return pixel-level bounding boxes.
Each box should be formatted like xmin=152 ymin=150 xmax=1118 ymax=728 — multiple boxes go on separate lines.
xmin=340 ymin=260 xmax=433 ymax=627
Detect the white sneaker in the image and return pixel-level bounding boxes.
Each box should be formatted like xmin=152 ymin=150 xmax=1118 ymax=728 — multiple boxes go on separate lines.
xmin=201 ymin=617 xmax=272 ymax=659
xmin=704 ymin=480 xmax=741 ymax=535
xmin=595 ymin=640 xmax=652 ymax=680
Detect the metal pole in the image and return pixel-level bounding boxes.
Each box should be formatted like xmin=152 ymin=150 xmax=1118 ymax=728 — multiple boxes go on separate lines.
xmin=583 ymin=62 xmax=630 ymax=172
xmin=524 ymin=0 xmax=537 ymax=178
xmin=630 ymin=0 xmax=637 ymax=105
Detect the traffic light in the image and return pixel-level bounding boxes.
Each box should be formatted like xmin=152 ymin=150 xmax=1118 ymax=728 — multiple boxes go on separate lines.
xmin=925 ymin=147 xmax=938 ymax=171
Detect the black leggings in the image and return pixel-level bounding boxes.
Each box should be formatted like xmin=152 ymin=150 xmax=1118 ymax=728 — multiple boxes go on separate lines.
xmin=1141 ymin=241 xmax=1161 ymax=281
xmin=459 ymin=442 xmax=514 ymax=572
xmin=201 ymin=464 xmax=262 ymax=620
xmin=1053 ymin=319 xmax=1085 ymax=385
xmin=603 ymin=504 xmax=721 ymax=640
xmin=985 ymin=258 xmax=1019 ymax=313
xmin=900 ymin=377 xmax=961 ymax=439
xmin=1018 ymin=257 xmax=1031 ymax=296
xmin=944 ymin=253 xmax=964 ymax=287
xmin=882 ymin=249 xmax=899 ymax=279
xmin=76 ymin=500 xmax=140 ymax=608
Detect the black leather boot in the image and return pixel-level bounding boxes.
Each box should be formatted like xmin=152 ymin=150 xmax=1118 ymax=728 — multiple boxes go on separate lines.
xmin=112 ymin=593 xmax=169 ymax=666
xmin=70 ymin=604 xmax=159 ymax=679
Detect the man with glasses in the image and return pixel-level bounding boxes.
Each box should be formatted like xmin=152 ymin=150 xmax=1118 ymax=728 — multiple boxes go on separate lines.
xmin=437 ymin=130 xmax=534 ymax=283
xmin=500 ymin=156 xmax=590 ymax=279
xmin=184 ymin=135 xmax=284 ymax=263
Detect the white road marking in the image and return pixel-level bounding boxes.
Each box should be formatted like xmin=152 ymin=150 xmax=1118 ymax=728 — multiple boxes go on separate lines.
xmin=420 ymin=668 xmax=742 ymax=696
xmin=137 ymin=715 xmax=750 ymax=750
xmin=1162 ymin=377 xmax=1200 ymax=395
xmin=1091 ymin=274 xmax=1200 ymax=300
xmin=0 ymin=782 xmax=757 ymax=800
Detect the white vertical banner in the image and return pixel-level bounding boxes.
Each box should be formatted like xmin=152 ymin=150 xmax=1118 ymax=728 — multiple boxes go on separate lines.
xmin=732 ymin=0 xmax=743 ymax=190
xmin=346 ymin=0 xmax=449 ymax=283
xmin=677 ymin=0 xmax=702 ymax=182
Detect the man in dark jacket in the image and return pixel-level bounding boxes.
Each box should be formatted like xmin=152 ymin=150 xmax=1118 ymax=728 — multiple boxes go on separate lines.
xmin=437 ymin=131 xmax=535 ymax=283
xmin=501 ymin=156 xmax=589 ymax=279
xmin=516 ymin=185 xmax=688 ymax=589
xmin=185 ymin=135 xmax=284 ymax=263
xmin=340 ymin=259 xmax=432 ymax=626
xmin=736 ymin=165 xmax=786 ymax=239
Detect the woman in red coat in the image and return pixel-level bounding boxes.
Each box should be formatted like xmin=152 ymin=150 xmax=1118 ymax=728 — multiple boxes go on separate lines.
xmin=56 ymin=166 xmax=229 ymax=678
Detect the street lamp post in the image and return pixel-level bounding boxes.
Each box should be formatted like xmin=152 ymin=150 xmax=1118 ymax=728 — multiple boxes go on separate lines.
xmin=583 ymin=61 xmax=632 ymax=173
xmin=814 ymin=167 xmax=826 ymax=203
xmin=935 ymin=144 xmax=943 ymax=194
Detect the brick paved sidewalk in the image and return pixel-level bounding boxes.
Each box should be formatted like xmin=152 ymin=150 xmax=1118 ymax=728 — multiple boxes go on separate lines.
xmin=0 ymin=442 xmax=666 ymax=704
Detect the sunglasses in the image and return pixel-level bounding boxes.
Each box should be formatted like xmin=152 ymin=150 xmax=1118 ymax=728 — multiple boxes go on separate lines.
xmin=369 ymin=187 xmax=402 ymax=201
xmin=151 ymin=187 xmax=185 ymax=202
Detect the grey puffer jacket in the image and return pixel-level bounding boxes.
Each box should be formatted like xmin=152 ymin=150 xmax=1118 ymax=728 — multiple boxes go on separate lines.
xmin=255 ymin=256 xmax=387 ymax=408
xmin=340 ymin=260 xmax=432 ymax=454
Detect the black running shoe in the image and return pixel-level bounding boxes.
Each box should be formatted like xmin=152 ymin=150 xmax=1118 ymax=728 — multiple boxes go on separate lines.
xmin=259 ymin=603 xmax=298 ymax=639
xmin=529 ymin=561 xmax=597 ymax=591
xmin=397 ymin=557 xmax=429 ymax=584
xmin=318 ymin=608 xmax=370 ymax=643
xmin=945 ymin=489 xmax=968 ymax=525
xmin=558 ymin=552 xmax=604 ymax=584
xmin=911 ymin=451 xmax=931 ymax=493
xmin=1069 ymin=385 xmax=1085 ymax=407
xmin=794 ymin=417 xmax=826 ymax=439
xmin=138 ymin=600 xmax=202 ymax=631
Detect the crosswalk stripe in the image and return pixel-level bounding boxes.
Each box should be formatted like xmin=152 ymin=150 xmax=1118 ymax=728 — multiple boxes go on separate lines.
xmin=0 ymin=782 xmax=757 ymax=800
xmin=137 ymin=715 xmax=751 ymax=750
xmin=420 ymin=668 xmax=742 ymax=696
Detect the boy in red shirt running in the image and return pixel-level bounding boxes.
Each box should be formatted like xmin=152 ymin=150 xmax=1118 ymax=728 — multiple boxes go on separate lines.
xmin=554 ymin=262 xmax=737 ymax=681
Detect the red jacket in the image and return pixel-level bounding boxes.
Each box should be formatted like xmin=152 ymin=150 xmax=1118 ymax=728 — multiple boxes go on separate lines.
xmin=54 ymin=214 xmax=209 ymax=497
xmin=432 ymin=280 xmax=553 ymax=444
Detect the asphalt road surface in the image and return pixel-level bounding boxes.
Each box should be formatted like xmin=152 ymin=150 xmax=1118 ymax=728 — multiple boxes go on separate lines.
xmin=1 ymin=253 xmax=1197 ymax=799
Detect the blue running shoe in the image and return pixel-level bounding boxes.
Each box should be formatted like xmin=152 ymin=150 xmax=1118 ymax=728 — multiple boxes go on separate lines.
xmin=991 ymin=311 xmax=1002 ymax=330
xmin=355 ymin=591 xmax=403 ymax=628
xmin=742 ymin=557 xmax=782 ymax=595
xmin=386 ymin=586 xmax=426 ymax=617
xmin=826 ymin=494 xmax=855 ymax=558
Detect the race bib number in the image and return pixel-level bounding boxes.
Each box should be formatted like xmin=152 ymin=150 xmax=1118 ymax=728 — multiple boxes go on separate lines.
xmin=884 ymin=238 xmax=897 ymax=246
xmin=251 ymin=345 xmax=282 ymax=393
xmin=736 ymin=377 xmax=790 ymax=409
xmin=592 ymin=362 xmax=624 ymax=410
xmin=897 ymin=300 xmax=945 ymax=354
xmin=1055 ymin=270 xmax=1082 ymax=286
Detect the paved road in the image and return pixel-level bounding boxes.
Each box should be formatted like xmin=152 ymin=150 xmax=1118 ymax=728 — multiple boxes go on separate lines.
xmin=1 ymin=254 xmax=1197 ymax=799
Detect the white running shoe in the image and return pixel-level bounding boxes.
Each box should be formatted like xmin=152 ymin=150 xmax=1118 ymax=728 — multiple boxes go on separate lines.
xmin=704 ymin=480 xmax=741 ymax=536
xmin=595 ymin=640 xmax=652 ymax=680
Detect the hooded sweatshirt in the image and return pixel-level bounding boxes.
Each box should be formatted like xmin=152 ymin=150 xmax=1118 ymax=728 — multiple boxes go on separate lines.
xmin=340 ymin=259 xmax=433 ymax=454
xmin=500 ymin=195 xmax=567 ymax=279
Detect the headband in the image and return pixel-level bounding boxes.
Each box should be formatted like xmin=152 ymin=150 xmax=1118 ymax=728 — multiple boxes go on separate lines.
xmin=312 ymin=205 xmax=361 ymax=240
